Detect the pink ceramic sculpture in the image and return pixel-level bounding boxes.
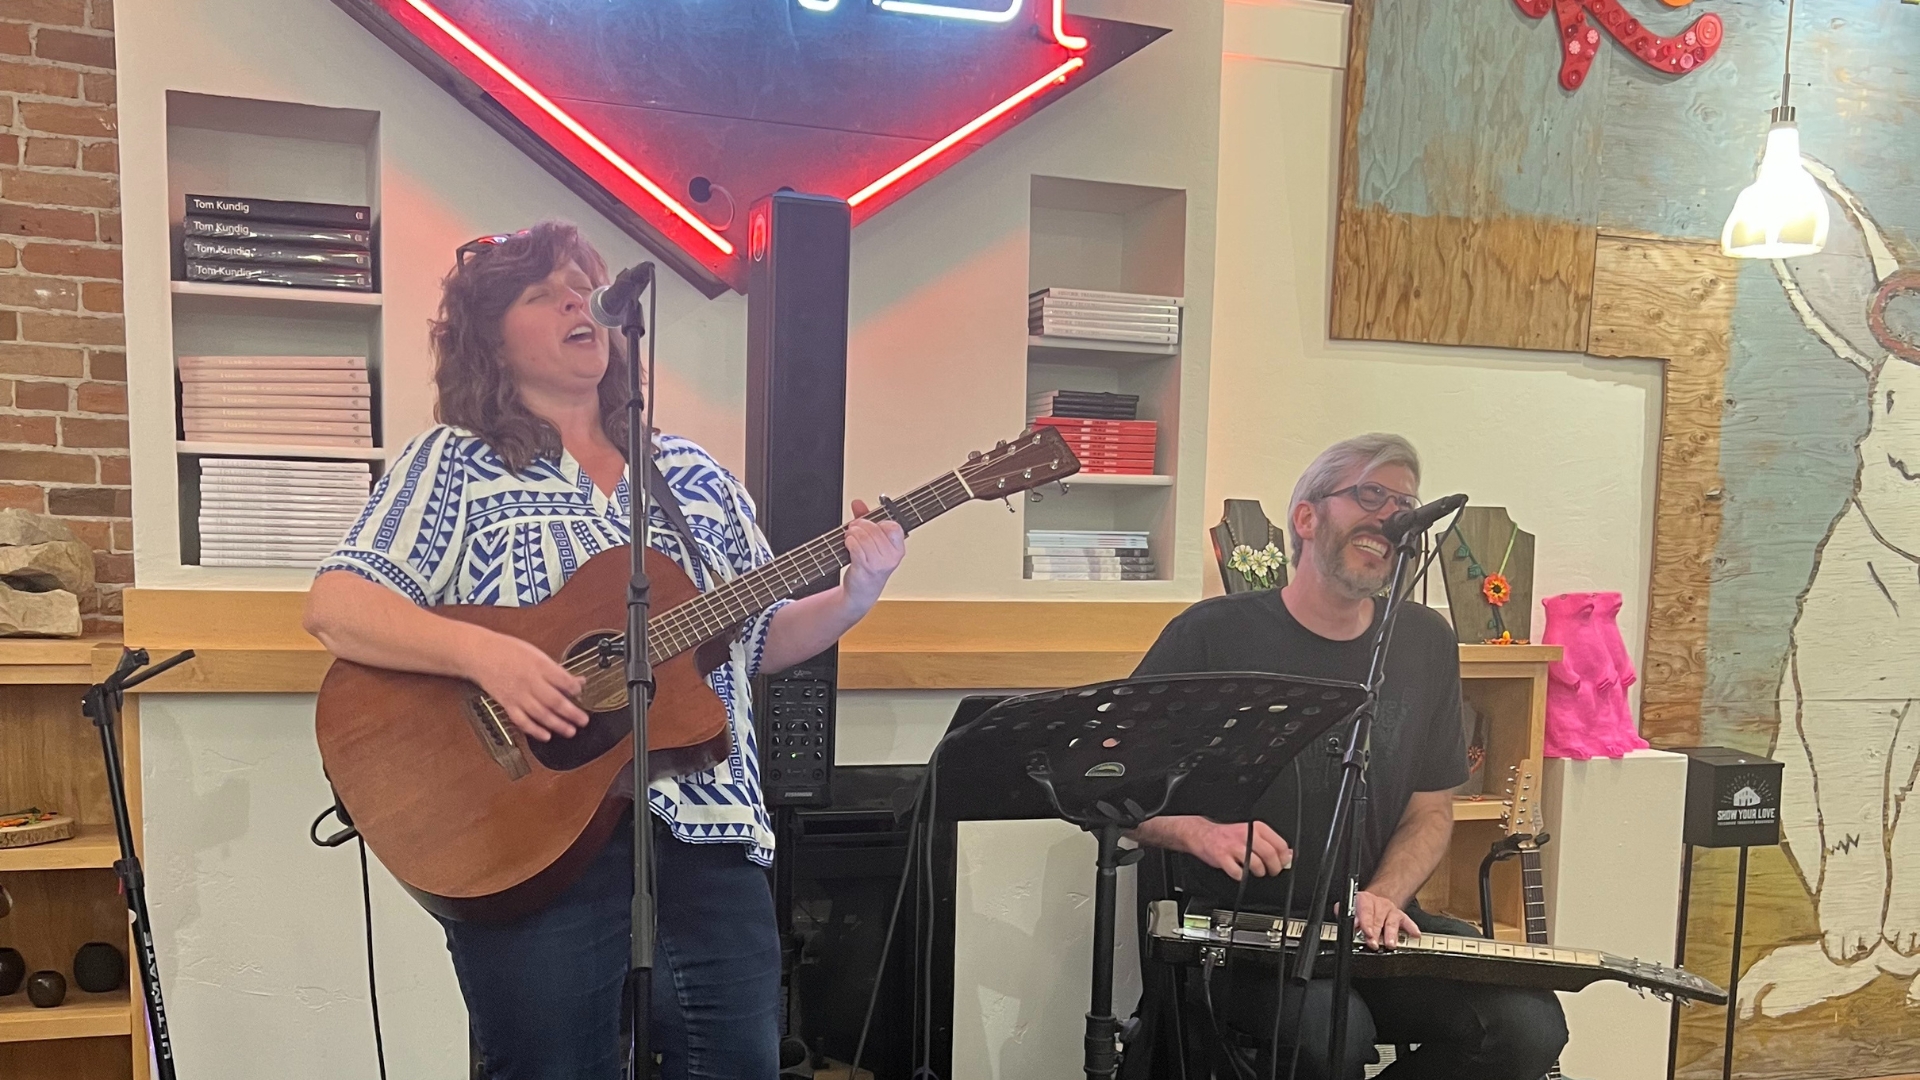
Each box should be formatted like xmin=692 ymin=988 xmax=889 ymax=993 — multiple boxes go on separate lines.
xmin=1541 ymin=591 xmax=1648 ymax=759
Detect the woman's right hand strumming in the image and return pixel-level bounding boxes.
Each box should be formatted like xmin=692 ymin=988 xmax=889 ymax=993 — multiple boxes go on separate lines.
xmin=306 ymin=569 xmax=588 ymax=742
xmin=463 ymin=632 xmax=589 ymax=742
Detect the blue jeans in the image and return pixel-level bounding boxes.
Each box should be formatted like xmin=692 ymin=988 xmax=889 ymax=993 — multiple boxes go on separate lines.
xmin=438 ymin=811 xmax=781 ymax=1080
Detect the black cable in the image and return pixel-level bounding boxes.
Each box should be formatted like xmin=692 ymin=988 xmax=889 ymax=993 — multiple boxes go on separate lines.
xmin=1206 ymin=821 xmax=1260 ymax=1080
xmin=851 ymin=764 xmax=927 ymax=1077
xmin=358 ymin=836 xmax=390 ymax=1080
xmin=916 ymin=742 xmax=941 ymax=1079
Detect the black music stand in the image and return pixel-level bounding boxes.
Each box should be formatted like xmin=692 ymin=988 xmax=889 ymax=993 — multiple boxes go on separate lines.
xmin=936 ymin=672 xmax=1370 ymax=1080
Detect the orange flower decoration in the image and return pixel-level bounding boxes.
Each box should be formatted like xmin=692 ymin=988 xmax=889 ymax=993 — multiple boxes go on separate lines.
xmin=1483 ymin=631 xmax=1530 ymax=646
xmin=1482 ymin=573 xmax=1511 ymax=607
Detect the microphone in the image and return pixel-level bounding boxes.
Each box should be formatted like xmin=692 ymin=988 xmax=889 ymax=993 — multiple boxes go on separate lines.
xmin=1382 ymin=492 xmax=1467 ymax=544
xmin=588 ymin=262 xmax=655 ymax=328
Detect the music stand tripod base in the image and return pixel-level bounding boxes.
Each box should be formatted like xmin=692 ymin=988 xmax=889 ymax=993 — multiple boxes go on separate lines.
xmin=936 ymin=672 xmax=1369 ymax=1080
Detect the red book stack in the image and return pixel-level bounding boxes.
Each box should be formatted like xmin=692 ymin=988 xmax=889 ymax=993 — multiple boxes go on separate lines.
xmin=1029 ymin=389 xmax=1156 ymax=475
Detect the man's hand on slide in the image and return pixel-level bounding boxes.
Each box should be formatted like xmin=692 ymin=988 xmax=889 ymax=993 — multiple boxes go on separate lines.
xmin=1354 ymin=889 xmax=1420 ymax=951
xmin=1138 ymin=816 xmax=1292 ymax=882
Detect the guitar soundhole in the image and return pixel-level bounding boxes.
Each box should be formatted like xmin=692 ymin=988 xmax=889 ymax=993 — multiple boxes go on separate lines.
xmin=527 ymin=633 xmax=634 ymax=773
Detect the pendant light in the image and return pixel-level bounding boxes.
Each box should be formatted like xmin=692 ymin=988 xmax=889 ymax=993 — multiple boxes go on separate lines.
xmin=1720 ymin=0 xmax=1828 ymax=259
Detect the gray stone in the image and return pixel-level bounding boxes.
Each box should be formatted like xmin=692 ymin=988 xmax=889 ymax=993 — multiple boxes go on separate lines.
xmin=0 ymin=509 xmax=78 ymax=548
xmin=0 ymin=585 xmax=81 ymax=637
xmin=0 ymin=541 xmax=96 ymax=595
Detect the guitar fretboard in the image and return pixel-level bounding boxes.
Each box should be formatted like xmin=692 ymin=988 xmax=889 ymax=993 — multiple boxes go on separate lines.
xmin=645 ymin=470 xmax=973 ymax=660
xmin=1522 ymin=849 xmax=1549 ymax=945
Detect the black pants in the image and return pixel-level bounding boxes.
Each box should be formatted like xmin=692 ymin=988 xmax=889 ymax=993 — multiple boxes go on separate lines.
xmin=1200 ymin=908 xmax=1568 ymax=1080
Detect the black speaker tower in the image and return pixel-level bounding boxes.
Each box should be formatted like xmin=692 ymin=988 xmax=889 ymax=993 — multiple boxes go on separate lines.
xmin=745 ymin=191 xmax=851 ymax=809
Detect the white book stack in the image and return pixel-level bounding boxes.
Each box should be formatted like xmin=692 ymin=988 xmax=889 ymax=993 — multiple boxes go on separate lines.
xmin=1025 ymin=529 xmax=1157 ymax=581
xmin=197 ymin=457 xmax=371 ymax=568
xmin=178 ymin=355 xmax=375 ymax=448
xmin=1029 ymin=288 xmax=1182 ymax=346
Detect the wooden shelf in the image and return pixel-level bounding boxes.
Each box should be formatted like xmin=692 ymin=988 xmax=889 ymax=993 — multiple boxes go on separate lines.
xmin=0 ymin=635 xmax=119 ymax=685
xmin=1066 ymin=473 xmax=1173 ymax=487
xmin=0 ymin=825 xmax=121 ymax=872
xmin=170 ymin=280 xmax=380 ymax=307
xmin=177 ymin=440 xmax=385 ymax=461
xmin=0 ymin=990 xmax=131 ymax=1043
xmin=1028 ymin=335 xmax=1178 ymax=364
xmin=1452 ymin=798 xmax=1510 ymax=822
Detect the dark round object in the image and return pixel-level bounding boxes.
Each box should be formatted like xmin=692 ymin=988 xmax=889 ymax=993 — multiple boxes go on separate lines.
xmin=0 ymin=947 xmax=24 ymax=995
xmin=688 ymin=176 xmax=713 ymax=203
xmin=27 ymin=970 xmax=65 ymax=1008
xmin=73 ymin=942 xmax=125 ymax=993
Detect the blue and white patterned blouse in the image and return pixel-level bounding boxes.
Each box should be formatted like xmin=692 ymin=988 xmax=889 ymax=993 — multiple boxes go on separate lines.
xmin=317 ymin=424 xmax=787 ymax=865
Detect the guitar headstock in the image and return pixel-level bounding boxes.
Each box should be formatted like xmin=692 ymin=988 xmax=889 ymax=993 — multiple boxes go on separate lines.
xmin=957 ymin=427 xmax=1082 ymax=500
xmin=1499 ymin=761 xmax=1541 ymax=849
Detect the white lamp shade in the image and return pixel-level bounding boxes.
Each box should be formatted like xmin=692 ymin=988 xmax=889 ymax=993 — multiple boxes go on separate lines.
xmin=1721 ymin=122 xmax=1829 ymax=258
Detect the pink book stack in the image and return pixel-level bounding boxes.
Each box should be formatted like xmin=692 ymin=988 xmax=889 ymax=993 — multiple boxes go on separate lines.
xmin=177 ymin=355 xmax=373 ymax=448
xmin=197 ymin=457 xmax=370 ymax=568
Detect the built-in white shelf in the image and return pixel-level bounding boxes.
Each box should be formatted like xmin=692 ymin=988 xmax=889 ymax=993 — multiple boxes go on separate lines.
xmin=171 ymin=280 xmax=381 ymax=306
xmin=176 ymin=440 xmax=386 ymax=461
xmin=1027 ymin=335 xmax=1177 ymax=365
xmin=1066 ymin=473 xmax=1173 ymax=487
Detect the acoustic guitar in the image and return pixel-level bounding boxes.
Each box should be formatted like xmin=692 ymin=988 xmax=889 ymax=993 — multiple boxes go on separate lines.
xmin=315 ymin=427 xmax=1081 ymax=921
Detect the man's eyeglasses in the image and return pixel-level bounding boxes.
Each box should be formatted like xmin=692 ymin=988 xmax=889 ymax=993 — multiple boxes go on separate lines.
xmin=455 ymin=230 xmax=529 ymax=267
xmin=1324 ymin=482 xmax=1420 ymax=515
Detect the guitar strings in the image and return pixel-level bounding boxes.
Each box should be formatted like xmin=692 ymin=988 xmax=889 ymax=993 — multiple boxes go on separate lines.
xmin=521 ymin=471 xmax=974 ymax=710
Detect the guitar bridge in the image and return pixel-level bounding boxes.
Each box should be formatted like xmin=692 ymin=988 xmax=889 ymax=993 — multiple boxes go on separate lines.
xmin=467 ymin=696 xmax=531 ymax=780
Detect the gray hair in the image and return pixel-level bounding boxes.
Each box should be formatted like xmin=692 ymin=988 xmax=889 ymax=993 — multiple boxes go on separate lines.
xmin=1286 ymin=433 xmax=1422 ymax=560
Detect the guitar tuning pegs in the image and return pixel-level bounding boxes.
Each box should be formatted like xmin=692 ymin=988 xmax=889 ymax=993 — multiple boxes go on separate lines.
xmin=1003 ymin=497 xmax=1016 ymax=513
xmin=1057 ymin=480 xmax=1071 ymax=496
xmin=967 ymin=450 xmax=983 ymax=462
xmin=995 ymin=440 xmax=1008 ymax=451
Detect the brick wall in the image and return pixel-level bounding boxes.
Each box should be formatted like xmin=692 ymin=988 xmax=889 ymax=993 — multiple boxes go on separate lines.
xmin=0 ymin=0 xmax=125 ymax=633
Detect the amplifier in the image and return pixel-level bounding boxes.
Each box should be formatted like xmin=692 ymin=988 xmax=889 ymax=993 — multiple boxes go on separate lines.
xmin=1673 ymin=745 xmax=1784 ymax=849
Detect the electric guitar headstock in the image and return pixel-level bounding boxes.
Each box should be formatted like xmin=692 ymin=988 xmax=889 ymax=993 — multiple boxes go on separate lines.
xmin=1498 ymin=762 xmax=1546 ymax=853
xmin=955 ymin=426 xmax=1083 ymax=501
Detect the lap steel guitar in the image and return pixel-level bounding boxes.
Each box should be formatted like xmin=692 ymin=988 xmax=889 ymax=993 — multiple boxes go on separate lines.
xmin=315 ymin=428 xmax=1079 ymax=921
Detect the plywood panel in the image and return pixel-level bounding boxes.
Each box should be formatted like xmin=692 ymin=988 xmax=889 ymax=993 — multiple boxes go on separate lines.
xmin=1588 ymin=234 xmax=1739 ymax=746
xmin=1330 ymin=206 xmax=1597 ymax=352
xmin=1329 ymin=0 xmax=1603 ymax=353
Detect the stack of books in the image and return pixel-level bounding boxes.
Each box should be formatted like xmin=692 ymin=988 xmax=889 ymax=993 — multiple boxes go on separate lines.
xmin=180 ymin=194 xmax=374 ymax=292
xmin=178 ymin=356 xmax=374 ymax=448
xmin=1029 ymin=390 xmax=1156 ymax=476
xmin=1026 ymin=530 xmax=1156 ymax=581
xmin=1029 ymin=288 xmax=1181 ymax=346
xmin=197 ymin=458 xmax=370 ymax=568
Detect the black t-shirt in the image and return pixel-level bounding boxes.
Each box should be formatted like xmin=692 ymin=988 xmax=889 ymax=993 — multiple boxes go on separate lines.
xmin=1132 ymin=589 xmax=1465 ymax=915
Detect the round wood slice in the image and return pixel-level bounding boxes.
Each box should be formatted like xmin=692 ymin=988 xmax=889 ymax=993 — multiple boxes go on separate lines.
xmin=0 ymin=813 xmax=74 ymax=848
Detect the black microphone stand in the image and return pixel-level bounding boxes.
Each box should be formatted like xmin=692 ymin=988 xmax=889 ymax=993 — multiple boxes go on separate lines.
xmin=83 ymin=646 xmax=196 ymax=1080
xmin=1287 ymin=523 xmax=1423 ymax=1080
xmin=620 ymin=268 xmax=660 ymax=1080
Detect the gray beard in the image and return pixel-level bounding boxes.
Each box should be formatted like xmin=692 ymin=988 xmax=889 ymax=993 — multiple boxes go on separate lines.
xmin=1316 ymin=532 xmax=1390 ymax=600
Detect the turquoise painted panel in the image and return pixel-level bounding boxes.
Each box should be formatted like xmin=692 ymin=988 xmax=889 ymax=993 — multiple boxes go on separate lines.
xmin=1702 ymin=259 xmax=1869 ymax=754
xmin=1354 ymin=0 xmax=1607 ymax=222
xmin=1599 ymin=0 xmax=1920 ymax=240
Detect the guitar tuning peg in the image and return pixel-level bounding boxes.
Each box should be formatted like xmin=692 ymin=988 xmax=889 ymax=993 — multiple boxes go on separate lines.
xmin=967 ymin=450 xmax=983 ymax=462
xmin=1056 ymin=480 xmax=1071 ymax=496
xmin=1003 ymin=497 xmax=1016 ymax=513
xmin=996 ymin=440 xmax=1008 ymax=451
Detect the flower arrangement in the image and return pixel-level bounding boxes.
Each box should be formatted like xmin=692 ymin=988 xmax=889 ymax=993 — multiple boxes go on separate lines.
xmin=1482 ymin=572 xmax=1511 ymax=607
xmin=1227 ymin=542 xmax=1287 ymax=590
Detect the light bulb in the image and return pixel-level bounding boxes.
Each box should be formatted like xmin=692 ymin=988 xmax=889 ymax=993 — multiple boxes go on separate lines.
xmin=1721 ymin=122 xmax=1829 ymax=259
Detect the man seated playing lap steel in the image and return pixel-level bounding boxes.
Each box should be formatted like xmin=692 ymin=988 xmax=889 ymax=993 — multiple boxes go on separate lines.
xmin=1126 ymin=434 xmax=1567 ymax=1079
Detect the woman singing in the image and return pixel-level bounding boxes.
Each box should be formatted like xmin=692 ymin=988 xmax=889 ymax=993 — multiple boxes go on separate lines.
xmin=303 ymin=221 xmax=905 ymax=1078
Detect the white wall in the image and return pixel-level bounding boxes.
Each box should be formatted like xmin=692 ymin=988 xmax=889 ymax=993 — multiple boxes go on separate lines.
xmin=1210 ymin=0 xmax=1663 ymax=675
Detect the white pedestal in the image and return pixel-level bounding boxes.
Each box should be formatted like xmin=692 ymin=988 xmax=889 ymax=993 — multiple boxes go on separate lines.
xmin=1543 ymin=749 xmax=1689 ymax=1080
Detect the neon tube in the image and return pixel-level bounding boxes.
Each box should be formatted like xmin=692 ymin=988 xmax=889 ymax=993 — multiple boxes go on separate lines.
xmin=848 ymin=56 xmax=1084 ymax=207
xmin=874 ymin=0 xmax=1022 ymax=24
xmin=1049 ymin=0 xmax=1087 ymax=50
xmin=400 ymin=0 xmax=735 ymax=255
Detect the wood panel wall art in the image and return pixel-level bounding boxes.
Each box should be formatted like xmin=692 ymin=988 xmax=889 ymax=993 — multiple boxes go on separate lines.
xmin=1334 ymin=0 xmax=1920 ymax=1075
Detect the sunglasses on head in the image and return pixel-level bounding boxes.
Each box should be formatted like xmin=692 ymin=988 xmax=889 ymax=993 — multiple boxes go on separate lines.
xmin=455 ymin=230 xmax=530 ymax=267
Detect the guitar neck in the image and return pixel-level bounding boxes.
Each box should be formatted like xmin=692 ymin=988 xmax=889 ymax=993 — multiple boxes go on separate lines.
xmin=648 ymin=470 xmax=972 ymax=659
xmin=1521 ymin=850 xmax=1549 ymax=946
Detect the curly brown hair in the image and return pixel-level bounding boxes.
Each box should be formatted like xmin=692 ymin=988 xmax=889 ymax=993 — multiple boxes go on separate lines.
xmin=430 ymin=221 xmax=630 ymax=473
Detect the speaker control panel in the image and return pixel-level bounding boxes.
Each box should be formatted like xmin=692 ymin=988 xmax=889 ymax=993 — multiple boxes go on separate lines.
xmin=759 ymin=654 xmax=835 ymax=807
